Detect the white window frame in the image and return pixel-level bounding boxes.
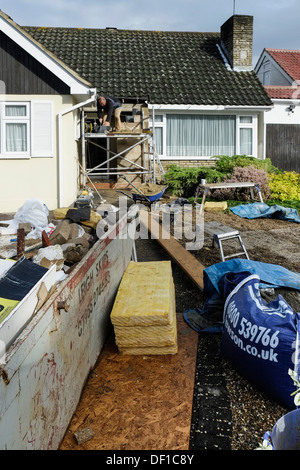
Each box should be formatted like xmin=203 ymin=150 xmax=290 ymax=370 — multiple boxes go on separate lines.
xmin=1 ymin=102 xmax=30 ymax=158
xmin=151 ymin=112 xmax=257 ymax=159
xmin=0 ymin=100 xmax=53 ymax=159
xmin=237 ymin=115 xmax=257 ymax=157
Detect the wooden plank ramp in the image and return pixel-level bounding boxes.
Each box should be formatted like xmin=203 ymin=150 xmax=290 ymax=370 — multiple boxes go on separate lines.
xmin=139 ymin=209 xmax=205 ymax=291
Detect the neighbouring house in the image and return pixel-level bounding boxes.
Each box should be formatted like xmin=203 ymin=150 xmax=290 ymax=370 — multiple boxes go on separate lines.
xmin=0 ymin=11 xmax=272 ymax=212
xmin=255 ymin=48 xmax=300 ymax=172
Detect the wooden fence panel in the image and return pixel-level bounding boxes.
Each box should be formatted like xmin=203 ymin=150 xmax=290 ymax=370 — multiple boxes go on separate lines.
xmin=266 ymin=124 xmax=300 ymax=172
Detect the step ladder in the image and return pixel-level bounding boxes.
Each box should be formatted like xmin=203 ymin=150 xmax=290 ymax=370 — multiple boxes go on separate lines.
xmin=204 ymin=221 xmax=249 ymax=262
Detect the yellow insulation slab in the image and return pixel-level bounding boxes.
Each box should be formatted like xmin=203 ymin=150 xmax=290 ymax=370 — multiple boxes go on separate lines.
xmin=118 ymin=328 xmax=178 ymax=356
xmin=114 ymin=283 xmax=176 ymax=348
xmin=204 ymin=201 xmax=228 ymax=212
xmin=110 ymin=261 xmax=175 ymax=327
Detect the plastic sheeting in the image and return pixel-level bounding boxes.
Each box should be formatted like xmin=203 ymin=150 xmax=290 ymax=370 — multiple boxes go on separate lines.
xmin=230 ymin=202 xmax=300 ymax=223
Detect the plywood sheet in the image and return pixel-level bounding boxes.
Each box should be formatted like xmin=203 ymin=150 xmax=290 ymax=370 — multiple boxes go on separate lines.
xmin=59 ymin=314 xmax=198 ymax=451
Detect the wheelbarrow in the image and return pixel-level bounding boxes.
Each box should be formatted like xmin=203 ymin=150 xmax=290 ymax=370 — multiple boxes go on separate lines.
xmin=118 ymin=176 xmax=168 ymax=204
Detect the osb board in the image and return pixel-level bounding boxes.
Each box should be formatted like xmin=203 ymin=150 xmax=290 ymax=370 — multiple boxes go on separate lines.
xmin=60 ymin=314 xmax=198 ymax=451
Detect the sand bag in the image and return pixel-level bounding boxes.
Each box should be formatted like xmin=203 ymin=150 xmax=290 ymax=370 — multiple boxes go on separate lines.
xmin=221 ymin=272 xmax=300 ymax=409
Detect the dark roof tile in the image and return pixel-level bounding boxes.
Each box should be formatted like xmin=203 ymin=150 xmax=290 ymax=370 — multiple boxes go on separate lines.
xmin=23 ymin=26 xmax=272 ymax=106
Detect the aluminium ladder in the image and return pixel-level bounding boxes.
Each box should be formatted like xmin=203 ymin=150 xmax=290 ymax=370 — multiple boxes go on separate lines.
xmin=204 ymin=221 xmax=249 ymax=262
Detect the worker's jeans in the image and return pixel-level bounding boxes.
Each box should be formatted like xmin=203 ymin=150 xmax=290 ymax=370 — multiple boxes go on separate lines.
xmin=103 ymin=105 xmax=123 ymax=131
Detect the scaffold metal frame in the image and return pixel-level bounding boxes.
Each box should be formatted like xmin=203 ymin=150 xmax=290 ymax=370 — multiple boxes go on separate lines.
xmin=80 ymin=107 xmax=166 ymax=187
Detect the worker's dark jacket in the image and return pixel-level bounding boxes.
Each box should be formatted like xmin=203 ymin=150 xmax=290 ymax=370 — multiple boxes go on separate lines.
xmin=97 ymin=96 xmax=122 ymax=121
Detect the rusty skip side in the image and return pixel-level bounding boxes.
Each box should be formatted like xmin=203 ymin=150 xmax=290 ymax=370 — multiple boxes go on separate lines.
xmin=0 ymin=212 xmax=136 ymax=450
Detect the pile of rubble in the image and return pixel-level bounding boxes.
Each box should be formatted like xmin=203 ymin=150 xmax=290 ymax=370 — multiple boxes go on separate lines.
xmin=0 ymin=197 xmax=104 ymax=280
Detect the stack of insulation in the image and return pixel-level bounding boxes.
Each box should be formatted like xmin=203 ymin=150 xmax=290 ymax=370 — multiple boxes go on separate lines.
xmin=110 ymin=261 xmax=177 ymax=355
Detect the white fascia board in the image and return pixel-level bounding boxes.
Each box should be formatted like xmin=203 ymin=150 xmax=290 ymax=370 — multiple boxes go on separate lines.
xmin=272 ymin=98 xmax=300 ymax=104
xmin=0 ymin=15 xmax=92 ymax=95
xmin=254 ymin=49 xmax=268 ymax=72
xmin=148 ymin=104 xmax=226 ymax=111
xmin=148 ymin=104 xmax=272 ymax=112
xmin=224 ymin=105 xmax=273 ymax=111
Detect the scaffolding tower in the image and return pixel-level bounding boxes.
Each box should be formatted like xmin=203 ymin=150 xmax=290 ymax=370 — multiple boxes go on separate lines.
xmin=80 ymin=103 xmax=164 ymax=187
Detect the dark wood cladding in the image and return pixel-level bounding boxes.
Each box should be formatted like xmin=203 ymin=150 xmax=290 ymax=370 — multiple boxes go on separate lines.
xmin=266 ymin=123 xmax=300 ymax=173
xmin=0 ymin=31 xmax=70 ymax=94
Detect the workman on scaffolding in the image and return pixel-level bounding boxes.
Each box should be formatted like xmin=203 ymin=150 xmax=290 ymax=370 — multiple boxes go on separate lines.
xmin=97 ymin=95 xmax=123 ymax=132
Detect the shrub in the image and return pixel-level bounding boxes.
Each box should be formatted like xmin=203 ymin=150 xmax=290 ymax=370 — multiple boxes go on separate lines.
xmin=211 ymin=165 xmax=271 ymax=201
xmin=164 ymin=164 xmax=225 ymax=197
xmin=215 ymin=155 xmax=279 ymax=175
xmin=268 ymin=171 xmax=300 ymax=201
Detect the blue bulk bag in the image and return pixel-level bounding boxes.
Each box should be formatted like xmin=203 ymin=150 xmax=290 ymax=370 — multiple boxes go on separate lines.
xmin=221 ymin=272 xmax=300 ymax=409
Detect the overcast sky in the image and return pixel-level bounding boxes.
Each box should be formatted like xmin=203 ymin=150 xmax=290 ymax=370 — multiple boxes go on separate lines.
xmin=1 ymin=0 xmax=299 ymax=65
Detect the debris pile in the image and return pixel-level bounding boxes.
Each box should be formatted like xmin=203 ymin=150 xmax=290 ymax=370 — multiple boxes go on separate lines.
xmin=0 ymin=195 xmax=112 ymax=344
xmin=0 ymin=198 xmax=103 ymax=274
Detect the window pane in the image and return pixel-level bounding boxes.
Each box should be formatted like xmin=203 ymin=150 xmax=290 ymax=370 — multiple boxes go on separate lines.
xmin=154 ymin=115 xmax=163 ymax=122
xmin=154 ymin=127 xmax=163 ymax=155
xmin=6 ymin=123 xmax=27 ymax=152
xmin=166 ymin=115 xmax=236 ymax=156
xmin=240 ymin=116 xmax=252 ymax=124
xmin=5 ymin=105 xmax=27 ymax=117
xmin=240 ymin=128 xmax=252 ymax=155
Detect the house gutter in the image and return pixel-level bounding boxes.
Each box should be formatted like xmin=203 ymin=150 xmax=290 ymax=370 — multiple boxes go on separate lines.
xmin=271 ymin=99 xmax=300 ymax=104
xmin=147 ymin=104 xmax=273 ymax=111
xmin=57 ymin=88 xmax=97 ymax=208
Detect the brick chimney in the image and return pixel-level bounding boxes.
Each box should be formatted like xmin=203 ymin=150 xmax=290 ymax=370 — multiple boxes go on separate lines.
xmin=220 ymin=15 xmax=253 ymax=71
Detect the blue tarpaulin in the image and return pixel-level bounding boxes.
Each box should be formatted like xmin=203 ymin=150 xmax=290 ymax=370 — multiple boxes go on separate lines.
xmin=204 ymin=259 xmax=300 ymax=295
xmin=230 ymin=202 xmax=300 ymax=223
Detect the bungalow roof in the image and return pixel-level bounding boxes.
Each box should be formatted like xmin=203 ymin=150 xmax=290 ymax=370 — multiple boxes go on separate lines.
xmin=22 ymin=25 xmax=272 ymax=107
